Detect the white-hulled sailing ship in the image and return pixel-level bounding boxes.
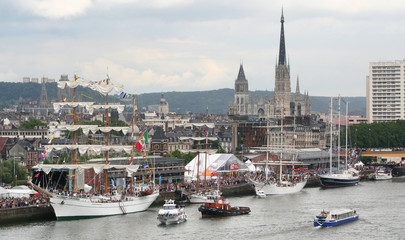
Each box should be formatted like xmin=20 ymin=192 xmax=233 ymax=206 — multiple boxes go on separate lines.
xmin=249 ymin=116 xmax=307 ymax=196
xmin=32 ymin=76 xmax=158 ymax=220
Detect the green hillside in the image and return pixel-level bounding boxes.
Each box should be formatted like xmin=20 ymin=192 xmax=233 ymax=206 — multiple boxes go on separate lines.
xmin=0 ymin=82 xmax=366 ymax=116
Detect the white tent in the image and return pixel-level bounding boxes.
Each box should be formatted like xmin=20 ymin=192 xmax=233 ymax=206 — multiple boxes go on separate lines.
xmin=184 ymin=153 xmax=248 ymax=182
xmin=0 ymin=187 xmax=10 ymax=199
xmin=8 ymin=185 xmax=37 ymax=198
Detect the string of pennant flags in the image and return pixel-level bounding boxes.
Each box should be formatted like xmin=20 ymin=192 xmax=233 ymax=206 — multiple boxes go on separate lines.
xmin=38 ymin=74 xmax=149 ymax=168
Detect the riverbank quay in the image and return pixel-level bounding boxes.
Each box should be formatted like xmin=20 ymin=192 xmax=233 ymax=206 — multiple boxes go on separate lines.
xmin=0 ymin=204 xmax=55 ymax=224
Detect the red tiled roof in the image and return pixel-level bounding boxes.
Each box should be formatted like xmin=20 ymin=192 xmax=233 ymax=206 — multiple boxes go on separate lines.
xmin=0 ymin=137 xmax=8 ymax=151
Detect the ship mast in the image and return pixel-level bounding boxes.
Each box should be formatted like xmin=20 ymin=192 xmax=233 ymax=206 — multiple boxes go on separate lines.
xmin=130 ymin=95 xmax=135 ymax=194
xmin=72 ymin=86 xmax=77 ymax=192
xmin=196 ymin=127 xmax=201 ymax=193
xmin=104 ymin=93 xmax=109 ymax=195
xmin=329 ymin=97 xmax=333 ymax=173
xmin=204 ymin=107 xmax=208 ymax=187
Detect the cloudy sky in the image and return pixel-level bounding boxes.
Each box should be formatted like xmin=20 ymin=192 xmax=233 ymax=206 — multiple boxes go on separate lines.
xmin=0 ymin=0 xmax=404 ymax=97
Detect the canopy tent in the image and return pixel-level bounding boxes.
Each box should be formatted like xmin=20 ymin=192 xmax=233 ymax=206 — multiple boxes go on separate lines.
xmin=0 ymin=187 xmax=10 ymax=199
xmin=184 ymin=153 xmax=248 ymax=181
xmin=8 ymin=185 xmax=38 ymax=198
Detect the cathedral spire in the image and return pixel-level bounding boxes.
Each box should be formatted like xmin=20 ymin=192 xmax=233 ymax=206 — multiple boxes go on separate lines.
xmin=236 ymin=63 xmax=247 ymax=81
xmin=39 ymin=78 xmax=50 ymax=108
xmin=295 ymin=75 xmax=300 ymax=94
xmin=278 ymin=8 xmax=286 ymax=66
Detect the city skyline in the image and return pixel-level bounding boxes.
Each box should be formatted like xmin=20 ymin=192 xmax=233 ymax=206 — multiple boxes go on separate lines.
xmin=0 ymin=1 xmax=404 ymax=97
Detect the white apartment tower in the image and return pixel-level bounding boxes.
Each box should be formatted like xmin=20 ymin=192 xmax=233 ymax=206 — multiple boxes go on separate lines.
xmin=366 ymin=60 xmax=405 ymax=123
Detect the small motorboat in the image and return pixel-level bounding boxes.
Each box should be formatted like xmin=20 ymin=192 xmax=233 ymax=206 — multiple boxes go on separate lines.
xmin=157 ymin=200 xmax=187 ymax=225
xmin=369 ymin=168 xmax=393 ymax=181
xmin=198 ymin=197 xmax=250 ymax=217
xmin=188 ymin=189 xmax=222 ymax=204
xmin=256 ymin=190 xmax=266 ymax=198
xmin=314 ymin=209 xmax=359 ymax=227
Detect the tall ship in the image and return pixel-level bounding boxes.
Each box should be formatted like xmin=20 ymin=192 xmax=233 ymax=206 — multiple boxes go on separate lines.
xmin=249 ymin=118 xmax=307 ymax=196
xmin=32 ymin=76 xmax=158 ymax=220
xmin=319 ymin=97 xmax=359 ymax=188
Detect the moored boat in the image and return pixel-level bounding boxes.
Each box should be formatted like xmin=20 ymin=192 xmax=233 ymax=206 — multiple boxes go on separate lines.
xmin=319 ymin=170 xmax=360 ymax=188
xmin=198 ymin=198 xmax=250 ymax=217
xmin=369 ymin=168 xmax=392 ymax=181
xmin=50 ymin=188 xmax=159 ymax=220
xmin=187 ymin=189 xmax=222 ymax=204
xmin=31 ymin=75 xmax=159 ymax=220
xmin=157 ymin=199 xmax=187 ymax=225
xmin=313 ymin=209 xmax=359 ymax=227
xmin=320 ymin=98 xmax=359 ymax=188
xmin=252 ymin=178 xmax=307 ymax=195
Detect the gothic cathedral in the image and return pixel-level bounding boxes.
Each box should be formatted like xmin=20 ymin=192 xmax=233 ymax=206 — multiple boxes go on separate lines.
xmin=229 ymin=10 xmax=311 ymax=118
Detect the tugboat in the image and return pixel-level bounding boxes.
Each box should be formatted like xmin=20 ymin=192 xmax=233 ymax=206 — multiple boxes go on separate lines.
xmin=157 ymin=200 xmax=187 ymax=225
xmin=198 ymin=197 xmax=250 ymax=217
xmin=314 ymin=209 xmax=359 ymax=227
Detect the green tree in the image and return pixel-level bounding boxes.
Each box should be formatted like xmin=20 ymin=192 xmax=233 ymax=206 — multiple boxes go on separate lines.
xmin=0 ymin=158 xmax=27 ymax=186
xmin=216 ymin=147 xmax=226 ymax=153
xmin=20 ymin=119 xmax=47 ymax=129
xmin=167 ymin=150 xmax=197 ymax=165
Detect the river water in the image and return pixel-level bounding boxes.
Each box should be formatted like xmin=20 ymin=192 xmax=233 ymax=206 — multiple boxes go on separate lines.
xmin=2 ymin=179 xmax=404 ymax=240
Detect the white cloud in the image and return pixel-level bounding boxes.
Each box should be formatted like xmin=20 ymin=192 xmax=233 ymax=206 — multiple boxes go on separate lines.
xmin=3 ymin=0 xmax=405 ymax=98
xmin=13 ymin=0 xmax=93 ymax=19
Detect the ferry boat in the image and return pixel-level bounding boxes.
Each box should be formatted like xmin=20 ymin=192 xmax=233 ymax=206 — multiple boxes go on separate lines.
xmin=313 ymin=209 xmax=359 ymax=227
xmin=198 ymin=198 xmax=250 ymax=217
xmin=157 ymin=200 xmax=187 ymax=225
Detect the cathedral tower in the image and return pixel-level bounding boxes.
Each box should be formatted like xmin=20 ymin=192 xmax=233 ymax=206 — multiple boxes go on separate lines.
xmin=234 ymin=64 xmax=251 ymax=115
xmin=274 ymin=9 xmax=291 ymax=116
xmin=39 ymin=78 xmax=50 ymax=108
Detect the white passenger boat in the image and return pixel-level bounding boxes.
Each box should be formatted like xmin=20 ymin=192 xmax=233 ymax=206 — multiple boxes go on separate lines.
xmin=157 ymin=200 xmax=187 ymax=225
xmin=314 ymin=209 xmax=359 ymax=227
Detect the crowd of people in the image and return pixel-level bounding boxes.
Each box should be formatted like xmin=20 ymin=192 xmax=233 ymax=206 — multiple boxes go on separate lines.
xmin=0 ymin=195 xmax=49 ymax=209
xmin=158 ymin=175 xmax=250 ymax=193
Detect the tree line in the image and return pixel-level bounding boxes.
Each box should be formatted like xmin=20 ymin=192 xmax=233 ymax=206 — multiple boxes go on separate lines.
xmin=342 ymin=120 xmax=405 ymax=148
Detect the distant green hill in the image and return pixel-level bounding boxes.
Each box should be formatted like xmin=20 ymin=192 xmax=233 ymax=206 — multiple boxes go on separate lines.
xmin=135 ymin=89 xmax=366 ymax=116
xmin=0 ymin=82 xmax=366 ymax=116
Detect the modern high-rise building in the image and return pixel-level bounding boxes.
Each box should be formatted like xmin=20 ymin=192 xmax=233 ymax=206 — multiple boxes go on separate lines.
xmin=366 ymin=60 xmax=405 ymax=123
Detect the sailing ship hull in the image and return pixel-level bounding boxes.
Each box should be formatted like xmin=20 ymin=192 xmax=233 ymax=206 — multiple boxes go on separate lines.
xmin=319 ymin=174 xmax=359 ymax=188
xmin=252 ymin=180 xmax=307 ymax=195
xmin=50 ymin=192 xmax=159 ymax=220
xmin=198 ymin=205 xmax=250 ymax=217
